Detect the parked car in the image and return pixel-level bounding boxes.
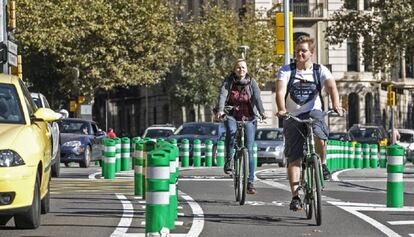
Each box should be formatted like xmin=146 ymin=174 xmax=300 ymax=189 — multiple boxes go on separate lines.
xmin=255 ymin=128 xmax=286 ymax=167
xmin=31 ymin=92 xmax=61 ymax=177
xmin=168 ymin=122 xmax=226 ymax=163
xmin=0 ymin=75 xmax=58 ymax=229
xmin=328 ymin=131 xmax=352 ymax=141
xmin=395 ymin=129 xmax=414 ymax=162
xmin=142 ymin=124 xmax=176 ymax=140
xmin=59 ymin=118 xmax=105 ymax=168
xmin=348 ymin=124 xmax=388 ymax=145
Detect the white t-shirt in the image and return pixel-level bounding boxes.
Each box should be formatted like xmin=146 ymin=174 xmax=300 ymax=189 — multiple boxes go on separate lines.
xmin=277 ymin=64 xmax=334 ymax=116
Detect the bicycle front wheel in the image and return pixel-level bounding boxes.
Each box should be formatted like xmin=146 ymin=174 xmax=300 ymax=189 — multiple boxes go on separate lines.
xmin=312 ymin=154 xmax=322 ymax=226
xmin=300 ymin=161 xmax=312 ymax=220
xmin=233 ymin=156 xmax=240 ymax=202
xmin=239 ymin=148 xmax=249 ymax=205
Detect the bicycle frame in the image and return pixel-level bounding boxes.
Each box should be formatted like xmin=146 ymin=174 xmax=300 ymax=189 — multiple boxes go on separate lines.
xmin=303 ymin=122 xmax=325 ymax=189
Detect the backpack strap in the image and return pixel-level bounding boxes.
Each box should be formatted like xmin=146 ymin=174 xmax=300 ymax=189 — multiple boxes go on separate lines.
xmin=312 ymin=63 xmax=325 ymax=111
xmin=284 ymin=63 xmax=297 ymax=101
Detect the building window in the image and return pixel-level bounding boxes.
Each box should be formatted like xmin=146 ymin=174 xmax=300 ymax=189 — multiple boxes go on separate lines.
xmin=347 ymin=41 xmax=358 ymax=71
xmin=344 ymin=0 xmax=357 ymax=10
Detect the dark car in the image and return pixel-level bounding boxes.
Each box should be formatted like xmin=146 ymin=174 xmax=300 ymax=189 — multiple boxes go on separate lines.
xmin=255 ymin=128 xmax=286 ymax=167
xmin=59 ymin=118 xmax=105 ymax=167
xmin=168 ymin=122 xmax=226 ymax=162
xmin=328 ymin=132 xmax=352 ymax=141
xmin=348 ymin=124 xmax=388 ymax=145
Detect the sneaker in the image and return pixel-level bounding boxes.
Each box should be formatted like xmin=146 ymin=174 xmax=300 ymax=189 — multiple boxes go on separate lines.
xmin=289 ymin=196 xmax=302 ymax=211
xmin=247 ymin=183 xmax=256 ymax=195
xmin=322 ymin=164 xmax=331 ymax=181
xmin=223 ymin=159 xmax=232 ymax=174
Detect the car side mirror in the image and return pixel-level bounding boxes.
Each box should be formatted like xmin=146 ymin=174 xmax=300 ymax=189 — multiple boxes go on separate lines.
xmin=96 ymin=130 xmax=105 ymax=137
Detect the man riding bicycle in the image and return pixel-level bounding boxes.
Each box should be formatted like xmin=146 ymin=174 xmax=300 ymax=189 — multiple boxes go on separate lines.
xmin=216 ymin=58 xmax=266 ymax=195
xmin=275 ymin=36 xmax=344 ymax=211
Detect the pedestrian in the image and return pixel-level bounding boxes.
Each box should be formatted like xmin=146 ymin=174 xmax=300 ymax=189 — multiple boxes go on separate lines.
xmin=215 ymin=58 xmax=267 ymax=195
xmin=275 ymin=35 xmax=344 ymax=211
xmin=107 ymin=128 xmax=117 ymax=138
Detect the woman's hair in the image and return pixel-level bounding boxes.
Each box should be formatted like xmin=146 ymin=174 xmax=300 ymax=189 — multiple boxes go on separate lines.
xmin=295 ymin=35 xmax=315 ymax=51
xmin=233 ymin=58 xmax=247 ymax=71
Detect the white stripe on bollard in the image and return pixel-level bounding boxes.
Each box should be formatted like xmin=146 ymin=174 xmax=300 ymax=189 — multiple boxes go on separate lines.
xmin=387 ymin=173 xmax=403 ymax=182
xmin=388 ymin=156 xmax=404 ymax=165
xmin=170 ymin=184 xmax=176 ymax=195
xmin=146 ymin=167 xmax=170 ymax=179
xmin=108 ymin=146 xmax=116 ymax=153
xmin=135 ymin=165 xmax=143 ymax=174
xmin=146 ymin=192 xmax=170 ymax=205
xmin=106 ymin=157 xmax=116 ymax=163
xmin=170 ymin=161 xmax=176 ymax=173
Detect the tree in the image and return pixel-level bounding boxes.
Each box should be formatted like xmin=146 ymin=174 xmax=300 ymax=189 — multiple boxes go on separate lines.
xmin=16 ymin=0 xmax=178 ymax=102
xmin=325 ymin=0 xmax=414 ymax=76
xmin=171 ymin=3 xmax=280 ymax=113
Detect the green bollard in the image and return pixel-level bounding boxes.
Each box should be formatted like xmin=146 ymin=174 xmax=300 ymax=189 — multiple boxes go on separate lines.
xmin=326 ymin=140 xmax=332 ymax=170
xmin=370 ymin=144 xmax=379 ymax=168
xmin=145 ymin=150 xmax=170 ymax=235
xmin=253 ymin=142 xmax=258 ymax=168
xmin=121 ymin=137 xmax=130 ymax=171
xmin=131 ymin=137 xmax=141 ymax=169
xmin=101 ymin=138 xmax=107 ymax=177
xmin=193 ymin=139 xmax=201 ymax=167
xmin=143 ymin=140 xmax=156 ymax=200
xmin=362 ymin=143 xmax=370 ymax=168
xmin=216 ymin=140 xmax=225 ymax=167
xmin=205 ymin=139 xmax=213 ymax=167
xmin=347 ymin=141 xmax=354 ymax=168
xmin=379 ymin=145 xmax=387 ymax=168
xmin=180 ymin=139 xmax=189 ymax=167
xmin=354 ymin=143 xmax=362 ymax=168
xmin=104 ymin=139 xmax=116 ymax=179
xmin=134 ymin=142 xmax=144 ymax=197
xmin=114 ymin=138 xmax=121 ymax=173
xmin=170 ymin=139 xmax=179 ymax=178
xmin=386 ymin=144 xmax=404 ymax=207
xmin=160 ymin=143 xmax=179 ymax=230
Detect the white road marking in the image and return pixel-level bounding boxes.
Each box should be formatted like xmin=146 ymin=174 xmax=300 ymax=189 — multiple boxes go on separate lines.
xmin=179 ymin=178 xmax=232 ymax=181
xmin=111 ymin=194 xmax=134 ymax=237
xmin=180 ymin=191 xmax=204 ymax=237
xmin=388 ymin=220 xmax=414 ymax=225
xmin=331 ymin=169 xmax=351 ymax=181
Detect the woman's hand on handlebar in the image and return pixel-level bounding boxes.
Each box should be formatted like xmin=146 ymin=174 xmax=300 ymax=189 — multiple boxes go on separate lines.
xmin=276 ymin=110 xmax=287 ymax=118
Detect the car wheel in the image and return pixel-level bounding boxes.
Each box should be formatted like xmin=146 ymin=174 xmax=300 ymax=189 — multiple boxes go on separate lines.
xmin=64 ymin=162 xmax=70 ymax=167
xmin=41 ymin=178 xmax=50 ymax=214
xmin=212 ymin=145 xmax=217 ymax=166
xmin=15 ymin=173 xmax=41 ymax=229
xmin=257 ymin=162 xmax=263 ymax=167
xmin=279 ymin=157 xmax=287 ymax=167
xmin=80 ymin=146 xmax=91 ymax=168
xmin=51 ymin=146 xmax=61 ymax=178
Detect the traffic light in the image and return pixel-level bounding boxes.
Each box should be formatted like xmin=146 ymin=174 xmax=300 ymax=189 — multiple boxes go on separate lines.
xmin=8 ymin=0 xmax=16 ymax=30
xmin=387 ymin=85 xmax=396 ymax=107
xmin=69 ymin=100 xmax=78 ymax=112
xmin=77 ymin=95 xmax=85 ymax=104
xmin=11 ymin=55 xmax=22 ymax=79
xmin=275 ymin=12 xmax=293 ymax=55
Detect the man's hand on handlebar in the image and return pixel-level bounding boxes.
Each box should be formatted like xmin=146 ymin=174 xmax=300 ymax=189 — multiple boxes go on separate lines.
xmin=276 ymin=110 xmax=287 ymax=118
xmin=333 ymin=105 xmax=346 ymax=117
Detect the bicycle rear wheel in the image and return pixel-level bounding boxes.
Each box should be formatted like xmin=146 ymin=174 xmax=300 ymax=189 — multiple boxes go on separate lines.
xmin=239 ymin=148 xmax=249 ymax=205
xmin=312 ymin=154 xmax=322 ymax=226
xmin=233 ymin=155 xmax=240 ymax=202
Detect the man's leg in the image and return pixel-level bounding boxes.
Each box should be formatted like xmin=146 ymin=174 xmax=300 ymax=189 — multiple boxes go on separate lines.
xmin=315 ymin=136 xmax=330 ymax=180
xmin=287 ymin=159 xmax=301 ymax=196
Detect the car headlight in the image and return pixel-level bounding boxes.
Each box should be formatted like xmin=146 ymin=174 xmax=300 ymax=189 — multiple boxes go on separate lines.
xmin=63 ymin=141 xmax=81 ymax=147
xmin=0 ymin=150 xmax=25 ymax=167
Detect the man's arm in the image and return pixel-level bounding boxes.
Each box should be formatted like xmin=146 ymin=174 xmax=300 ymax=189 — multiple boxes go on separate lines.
xmin=275 ymin=79 xmax=287 ymax=115
xmin=324 ymin=79 xmax=344 ymax=115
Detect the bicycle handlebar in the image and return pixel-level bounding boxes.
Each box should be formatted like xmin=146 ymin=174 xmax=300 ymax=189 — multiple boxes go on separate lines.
xmin=283 ymin=109 xmax=341 ymax=124
xmin=219 ymin=105 xmax=266 ymax=123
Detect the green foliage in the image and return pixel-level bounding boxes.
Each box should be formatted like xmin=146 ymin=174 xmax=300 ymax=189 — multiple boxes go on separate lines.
xmin=172 ymin=3 xmax=281 ymax=107
xmin=325 ymin=0 xmax=414 ymax=75
xmin=16 ymin=0 xmax=177 ymax=101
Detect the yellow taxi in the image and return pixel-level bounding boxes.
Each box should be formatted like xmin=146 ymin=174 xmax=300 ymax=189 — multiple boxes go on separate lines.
xmin=0 ymin=74 xmax=59 ymax=229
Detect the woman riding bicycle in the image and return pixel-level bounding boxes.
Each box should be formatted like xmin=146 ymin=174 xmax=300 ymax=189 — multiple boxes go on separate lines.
xmin=215 ymin=58 xmax=267 ymax=195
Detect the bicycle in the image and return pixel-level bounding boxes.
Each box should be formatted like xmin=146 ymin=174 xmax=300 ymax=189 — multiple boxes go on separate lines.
xmin=221 ymin=106 xmax=261 ymax=205
xmin=283 ymin=110 xmax=338 ymax=226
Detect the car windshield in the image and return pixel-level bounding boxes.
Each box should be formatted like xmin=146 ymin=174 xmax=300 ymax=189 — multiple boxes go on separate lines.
xmin=59 ymin=120 xmax=91 ymax=135
xmin=146 ymin=129 xmax=174 ymax=138
xmin=349 ymin=127 xmax=383 ymax=140
xmin=329 ymin=132 xmax=349 ymax=141
xmin=399 ymin=133 xmax=414 ymax=143
xmin=0 ymin=84 xmax=24 ymax=124
xmin=32 ymin=97 xmax=42 ymax=108
xmin=176 ymin=124 xmax=218 ymax=136
xmin=256 ymin=130 xmax=283 ymax=141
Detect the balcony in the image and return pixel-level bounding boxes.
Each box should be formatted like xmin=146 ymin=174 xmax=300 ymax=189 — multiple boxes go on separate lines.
xmin=273 ymin=2 xmax=325 ymax=19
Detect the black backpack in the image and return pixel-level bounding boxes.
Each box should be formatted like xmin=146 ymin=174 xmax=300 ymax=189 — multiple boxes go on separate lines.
xmin=284 ymin=63 xmax=324 ymax=110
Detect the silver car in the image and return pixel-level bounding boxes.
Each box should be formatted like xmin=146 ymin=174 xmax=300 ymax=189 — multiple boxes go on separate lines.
xmin=255 ymin=128 xmax=286 ymax=167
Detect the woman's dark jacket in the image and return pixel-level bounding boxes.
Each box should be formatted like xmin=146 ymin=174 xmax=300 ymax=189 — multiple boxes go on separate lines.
xmin=216 ymin=73 xmax=265 ymax=117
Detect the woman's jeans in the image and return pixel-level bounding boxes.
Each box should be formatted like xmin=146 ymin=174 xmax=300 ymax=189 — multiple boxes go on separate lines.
xmin=224 ymin=116 xmax=257 ymax=184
